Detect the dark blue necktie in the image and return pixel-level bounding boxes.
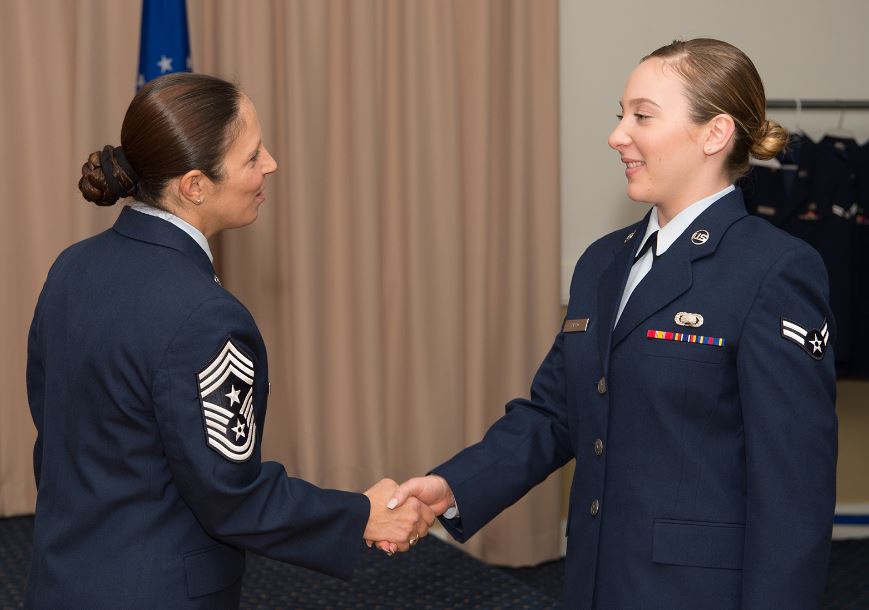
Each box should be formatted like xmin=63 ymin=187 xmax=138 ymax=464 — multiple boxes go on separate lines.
xmin=634 ymin=230 xmax=659 ymax=264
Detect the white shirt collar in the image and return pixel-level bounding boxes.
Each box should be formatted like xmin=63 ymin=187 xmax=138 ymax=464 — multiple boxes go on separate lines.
xmin=128 ymin=201 xmax=213 ymax=262
xmin=636 ymin=185 xmax=735 ymax=257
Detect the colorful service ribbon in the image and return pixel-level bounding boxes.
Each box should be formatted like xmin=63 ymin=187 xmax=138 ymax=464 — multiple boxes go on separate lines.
xmin=646 ymin=329 xmax=725 ymax=347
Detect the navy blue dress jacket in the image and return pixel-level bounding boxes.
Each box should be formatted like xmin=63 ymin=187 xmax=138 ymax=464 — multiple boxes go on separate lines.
xmin=26 ymin=207 xmax=370 ymax=609
xmin=433 ymin=188 xmax=837 ymax=609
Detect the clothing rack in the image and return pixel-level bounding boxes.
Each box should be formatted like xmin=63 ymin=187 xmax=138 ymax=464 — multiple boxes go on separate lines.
xmin=766 ymin=99 xmax=869 ymax=110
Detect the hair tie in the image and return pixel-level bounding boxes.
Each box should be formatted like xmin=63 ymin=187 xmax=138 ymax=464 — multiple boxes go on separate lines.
xmin=100 ymin=145 xmax=138 ymax=198
xmin=113 ymin=147 xmax=140 ymax=184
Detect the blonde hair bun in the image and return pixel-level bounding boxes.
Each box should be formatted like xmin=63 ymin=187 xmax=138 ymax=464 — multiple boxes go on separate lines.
xmin=750 ymin=119 xmax=788 ymax=160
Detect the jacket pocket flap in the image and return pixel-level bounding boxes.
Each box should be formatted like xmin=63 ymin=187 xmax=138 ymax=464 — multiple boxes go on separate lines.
xmin=652 ymin=519 xmax=744 ymax=570
xmin=183 ymin=543 xmax=245 ymax=598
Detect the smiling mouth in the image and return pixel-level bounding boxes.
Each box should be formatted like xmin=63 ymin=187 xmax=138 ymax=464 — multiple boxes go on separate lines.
xmin=625 ymin=161 xmax=645 ymax=169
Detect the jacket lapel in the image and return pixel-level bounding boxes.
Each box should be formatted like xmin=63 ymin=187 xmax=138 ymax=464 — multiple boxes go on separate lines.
xmin=610 ymin=231 xmax=693 ymax=349
xmin=597 ymin=217 xmax=648 ymax=376
xmin=609 ymin=188 xmax=748 ymax=350
xmin=112 ymin=206 xmax=216 ymax=278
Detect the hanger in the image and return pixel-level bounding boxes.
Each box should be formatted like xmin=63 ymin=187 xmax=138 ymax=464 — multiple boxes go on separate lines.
xmin=791 ymin=98 xmax=806 ymax=137
xmin=749 ymin=156 xmax=799 ymax=171
xmin=824 ymin=104 xmax=855 ymax=139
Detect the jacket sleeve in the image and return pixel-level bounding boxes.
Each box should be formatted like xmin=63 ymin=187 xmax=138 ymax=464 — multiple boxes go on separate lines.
xmin=26 ymin=304 xmax=45 ymax=489
xmin=431 ymin=326 xmax=574 ymax=541
xmin=152 ymin=296 xmax=370 ymax=580
xmin=737 ymin=245 xmax=837 ymax=609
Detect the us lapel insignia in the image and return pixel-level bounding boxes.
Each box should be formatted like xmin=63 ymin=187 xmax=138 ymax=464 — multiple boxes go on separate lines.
xmin=197 ymin=337 xmax=257 ymax=462
xmin=690 ymin=229 xmax=709 ymax=245
xmin=781 ymin=318 xmax=829 ymax=360
xmin=674 ymin=312 xmax=704 ymax=328
xmin=624 ymin=230 xmax=636 ymax=243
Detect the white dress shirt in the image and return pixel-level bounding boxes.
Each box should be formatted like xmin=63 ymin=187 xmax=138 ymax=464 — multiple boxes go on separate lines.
xmin=614 ymin=185 xmax=735 ymax=327
xmin=128 ymin=201 xmax=213 ymax=262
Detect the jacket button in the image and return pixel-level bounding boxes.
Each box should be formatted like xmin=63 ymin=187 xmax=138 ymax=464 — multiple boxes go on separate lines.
xmin=594 ymin=438 xmax=604 ymax=456
xmin=597 ymin=377 xmax=607 ymax=394
xmin=590 ymin=499 xmax=600 ymax=516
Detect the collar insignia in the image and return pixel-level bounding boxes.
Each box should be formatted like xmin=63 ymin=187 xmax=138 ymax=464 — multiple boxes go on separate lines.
xmin=690 ymin=229 xmax=710 ymax=245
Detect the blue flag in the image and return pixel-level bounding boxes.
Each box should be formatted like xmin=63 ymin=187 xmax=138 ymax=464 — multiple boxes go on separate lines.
xmin=137 ymin=0 xmax=191 ymax=90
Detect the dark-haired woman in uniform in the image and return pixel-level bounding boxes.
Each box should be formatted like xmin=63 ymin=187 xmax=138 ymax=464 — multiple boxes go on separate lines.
xmin=26 ymin=73 xmax=434 ymax=610
xmin=388 ymin=39 xmax=837 ymax=609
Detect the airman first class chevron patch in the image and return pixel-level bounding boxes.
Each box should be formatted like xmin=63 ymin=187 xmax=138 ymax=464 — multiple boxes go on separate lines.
xmin=781 ymin=318 xmax=829 ymax=360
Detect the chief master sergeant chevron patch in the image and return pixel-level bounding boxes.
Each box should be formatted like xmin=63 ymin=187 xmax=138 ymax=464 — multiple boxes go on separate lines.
xmin=197 ymin=337 xmax=257 ymax=462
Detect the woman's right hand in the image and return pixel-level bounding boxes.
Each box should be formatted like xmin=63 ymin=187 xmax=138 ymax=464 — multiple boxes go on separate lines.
xmin=363 ymin=478 xmax=435 ymax=553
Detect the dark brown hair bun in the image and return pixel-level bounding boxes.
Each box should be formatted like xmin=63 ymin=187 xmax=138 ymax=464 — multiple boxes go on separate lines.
xmin=78 ymin=146 xmax=138 ymax=206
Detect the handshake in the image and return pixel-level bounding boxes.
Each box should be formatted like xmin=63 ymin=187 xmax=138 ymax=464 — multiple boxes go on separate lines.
xmin=362 ymin=475 xmax=455 ymax=555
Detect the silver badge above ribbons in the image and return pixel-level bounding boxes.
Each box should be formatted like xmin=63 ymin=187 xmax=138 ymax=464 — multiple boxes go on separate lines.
xmin=674 ymin=312 xmax=704 ymax=328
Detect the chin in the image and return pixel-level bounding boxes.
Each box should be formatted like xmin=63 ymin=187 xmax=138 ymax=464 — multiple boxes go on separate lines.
xmin=625 ymin=185 xmax=646 ymax=203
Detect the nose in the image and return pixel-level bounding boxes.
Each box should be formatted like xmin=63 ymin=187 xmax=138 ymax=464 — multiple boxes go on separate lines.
xmin=608 ymin=119 xmax=630 ymax=151
xmin=261 ymin=146 xmax=278 ymax=174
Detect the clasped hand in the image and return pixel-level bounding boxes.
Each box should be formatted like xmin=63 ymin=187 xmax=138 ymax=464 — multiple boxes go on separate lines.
xmin=363 ymin=475 xmax=455 ymax=555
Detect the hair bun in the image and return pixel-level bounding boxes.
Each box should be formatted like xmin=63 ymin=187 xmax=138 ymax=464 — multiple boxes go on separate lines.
xmin=78 ymin=146 xmax=138 ymax=206
xmin=750 ymin=119 xmax=788 ymax=160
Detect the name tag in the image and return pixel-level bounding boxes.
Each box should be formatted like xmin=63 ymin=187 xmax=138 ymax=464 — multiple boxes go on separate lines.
xmin=563 ymin=318 xmax=590 ymax=333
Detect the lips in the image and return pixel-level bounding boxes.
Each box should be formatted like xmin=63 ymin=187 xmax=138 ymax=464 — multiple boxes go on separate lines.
xmin=621 ymin=158 xmax=645 ymax=178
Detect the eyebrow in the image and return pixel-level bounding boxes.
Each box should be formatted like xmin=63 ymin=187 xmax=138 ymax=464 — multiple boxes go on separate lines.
xmin=619 ymin=97 xmax=662 ymax=109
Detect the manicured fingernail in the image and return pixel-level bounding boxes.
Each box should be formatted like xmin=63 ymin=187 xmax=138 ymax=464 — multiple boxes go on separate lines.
xmin=366 ymin=541 xmax=372 ymax=548
xmin=386 ymin=498 xmax=398 ymax=509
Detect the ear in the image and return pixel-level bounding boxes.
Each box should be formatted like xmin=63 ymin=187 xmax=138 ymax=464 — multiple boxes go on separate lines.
xmin=703 ymin=114 xmax=736 ymax=156
xmin=178 ymin=169 xmax=206 ymax=206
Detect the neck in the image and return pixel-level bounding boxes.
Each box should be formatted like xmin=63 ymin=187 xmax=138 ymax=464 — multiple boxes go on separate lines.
xmin=158 ymin=197 xmax=215 ymax=239
xmin=655 ymin=179 xmax=731 ymax=227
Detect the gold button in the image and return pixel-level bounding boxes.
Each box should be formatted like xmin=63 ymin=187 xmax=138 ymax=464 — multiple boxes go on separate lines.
xmin=594 ymin=439 xmax=604 ymax=456
xmin=597 ymin=377 xmax=607 ymax=395
xmin=590 ymin=499 xmax=600 ymax=516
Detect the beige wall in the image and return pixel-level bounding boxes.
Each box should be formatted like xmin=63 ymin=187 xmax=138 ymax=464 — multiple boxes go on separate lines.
xmin=836 ymin=381 xmax=869 ymax=504
xmin=558 ymin=1 xmax=869 ymax=508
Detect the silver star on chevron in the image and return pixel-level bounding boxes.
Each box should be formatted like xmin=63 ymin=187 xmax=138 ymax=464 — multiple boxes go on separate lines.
xmin=231 ymin=419 xmax=246 ymax=441
xmin=225 ymin=385 xmax=241 ymax=406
